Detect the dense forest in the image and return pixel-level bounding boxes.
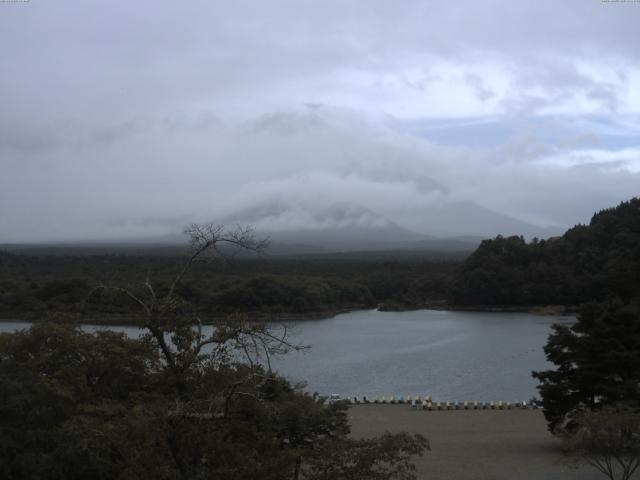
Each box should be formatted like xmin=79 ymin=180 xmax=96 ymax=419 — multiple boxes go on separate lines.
xmin=0 ymin=228 xmax=429 ymax=480
xmin=0 ymin=251 xmax=456 ymax=322
xmin=2 ymin=200 xmax=640 ymax=478
xmin=2 ymin=198 xmax=639 ymax=322
xmin=452 ymin=198 xmax=640 ymax=308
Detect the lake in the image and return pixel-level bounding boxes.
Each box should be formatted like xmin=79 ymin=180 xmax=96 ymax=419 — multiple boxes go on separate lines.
xmin=0 ymin=309 xmax=571 ymax=402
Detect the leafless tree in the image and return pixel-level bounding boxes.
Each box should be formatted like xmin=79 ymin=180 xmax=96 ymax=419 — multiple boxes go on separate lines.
xmin=95 ymin=224 xmax=302 ymax=373
xmin=563 ymin=406 xmax=640 ymax=480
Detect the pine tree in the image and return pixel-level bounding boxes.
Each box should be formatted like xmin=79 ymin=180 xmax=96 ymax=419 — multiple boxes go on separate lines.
xmin=533 ymin=301 xmax=640 ymax=431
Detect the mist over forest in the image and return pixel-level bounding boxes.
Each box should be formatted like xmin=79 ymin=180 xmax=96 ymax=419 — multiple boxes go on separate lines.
xmin=2 ymin=2 xmax=640 ymax=480
xmin=2 ymin=2 xmax=640 ymax=244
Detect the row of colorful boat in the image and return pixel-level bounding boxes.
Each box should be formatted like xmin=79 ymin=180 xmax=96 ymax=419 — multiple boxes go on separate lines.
xmin=335 ymin=394 xmax=540 ymax=410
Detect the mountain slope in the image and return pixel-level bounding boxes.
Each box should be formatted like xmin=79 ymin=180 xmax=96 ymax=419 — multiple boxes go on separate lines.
xmin=412 ymin=201 xmax=563 ymax=239
xmin=225 ymin=200 xmax=560 ymax=252
xmin=225 ymin=202 xmax=431 ymax=252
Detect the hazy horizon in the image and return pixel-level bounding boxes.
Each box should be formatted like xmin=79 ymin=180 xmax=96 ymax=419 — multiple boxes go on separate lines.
xmin=2 ymin=1 xmax=639 ymax=242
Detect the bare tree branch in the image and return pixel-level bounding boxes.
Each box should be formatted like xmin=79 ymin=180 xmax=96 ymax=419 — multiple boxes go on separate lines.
xmin=90 ymin=224 xmax=302 ymax=382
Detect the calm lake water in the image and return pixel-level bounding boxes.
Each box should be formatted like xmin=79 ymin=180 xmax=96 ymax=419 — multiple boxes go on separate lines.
xmin=0 ymin=309 xmax=571 ymax=402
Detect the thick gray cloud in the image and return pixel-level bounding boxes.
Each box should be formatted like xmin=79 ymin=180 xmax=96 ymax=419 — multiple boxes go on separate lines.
xmin=1 ymin=1 xmax=639 ymax=242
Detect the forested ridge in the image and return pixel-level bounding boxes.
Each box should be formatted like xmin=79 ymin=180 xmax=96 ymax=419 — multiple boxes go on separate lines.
xmin=0 ymin=252 xmax=455 ymax=322
xmin=452 ymin=198 xmax=640 ymax=308
xmin=2 ymin=198 xmax=639 ymax=321
xmin=525 ymin=199 xmax=640 ymax=445
xmin=0 ymin=226 xmax=429 ymax=479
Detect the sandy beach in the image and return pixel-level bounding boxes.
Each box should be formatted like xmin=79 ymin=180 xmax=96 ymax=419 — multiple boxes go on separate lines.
xmin=348 ymin=405 xmax=602 ymax=480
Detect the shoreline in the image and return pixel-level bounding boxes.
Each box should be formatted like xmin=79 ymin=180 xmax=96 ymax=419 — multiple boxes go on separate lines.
xmin=0 ymin=307 xmax=363 ymax=327
xmin=381 ymin=303 xmax=577 ymax=316
xmin=0 ymin=303 xmax=576 ymax=327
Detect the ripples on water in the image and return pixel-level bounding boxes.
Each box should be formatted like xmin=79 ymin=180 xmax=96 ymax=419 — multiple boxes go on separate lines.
xmin=0 ymin=309 xmax=573 ymax=402
xmin=272 ymin=309 xmax=572 ymax=402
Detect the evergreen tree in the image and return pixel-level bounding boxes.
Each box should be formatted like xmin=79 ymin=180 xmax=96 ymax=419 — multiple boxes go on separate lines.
xmin=532 ymin=301 xmax=640 ymax=431
xmin=452 ymin=197 xmax=640 ymax=307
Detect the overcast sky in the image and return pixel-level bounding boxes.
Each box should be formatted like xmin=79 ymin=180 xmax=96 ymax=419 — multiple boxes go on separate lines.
xmin=1 ymin=0 xmax=639 ymax=242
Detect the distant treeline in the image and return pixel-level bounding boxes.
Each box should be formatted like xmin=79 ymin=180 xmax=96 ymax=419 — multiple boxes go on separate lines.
xmin=0 ymin=251 xmax=457 ymax=322
xmin=452 ymin=198 xmax=640 ymax=307
xmin=4 ymin=198 xmax=637 ymax=321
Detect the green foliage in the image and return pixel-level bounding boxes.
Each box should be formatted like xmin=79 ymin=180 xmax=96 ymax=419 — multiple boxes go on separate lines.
xmin=0 ymin=227 xmax=429 ymax=479
xmin=0 ymin=322 xmax=160 ymax=479
xmin=0 ymin=252 xmax=457 ymax=321
xmin=453 ymin=198 xmax=640 ymax=307
xmin=212 ymin=274 xmax=374 ymax=313
xmin=532 ymin=301 xmax=640 ymax=432
xmin=0 ymin=322 xmax=427 ymax=480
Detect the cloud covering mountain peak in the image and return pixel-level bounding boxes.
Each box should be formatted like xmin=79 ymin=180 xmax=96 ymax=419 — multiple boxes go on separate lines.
xmin=1 ymin=1 xmax=639 ymax=242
